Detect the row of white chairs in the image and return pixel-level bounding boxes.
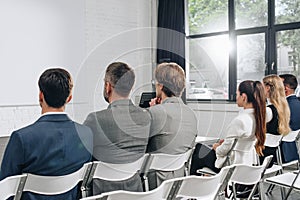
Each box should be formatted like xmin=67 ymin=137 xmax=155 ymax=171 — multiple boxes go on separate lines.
xmin=197 ymin=129 xmax=300 ymax=199
xmin=262 ymin=130 xmax=300 ymax=199
xmin=0 ymin=150 xmax=193 ymax=200
xmin=80 ymin=156 xmax=273 ymax=200
xmin=265 ymin=169 xmax=300 ymax=200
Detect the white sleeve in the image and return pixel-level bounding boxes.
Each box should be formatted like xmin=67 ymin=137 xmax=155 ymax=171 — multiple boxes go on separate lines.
xmin=266 ymin=107 xmax=273 ymax=123
xmin=216 ymin=118 xmax=244 ymax=156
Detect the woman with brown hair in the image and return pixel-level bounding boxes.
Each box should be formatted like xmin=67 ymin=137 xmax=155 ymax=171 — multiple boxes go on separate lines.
xmin=191 ymin=80 xmax=266 ymax=174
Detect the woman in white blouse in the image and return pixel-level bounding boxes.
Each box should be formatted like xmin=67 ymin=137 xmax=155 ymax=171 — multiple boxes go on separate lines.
xmin=190 ymin=80 xmax=266 ymax=174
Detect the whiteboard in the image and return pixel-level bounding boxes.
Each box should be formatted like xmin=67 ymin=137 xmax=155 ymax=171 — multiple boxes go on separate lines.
xmin=0 ymin=0 xmax=85 ymax=105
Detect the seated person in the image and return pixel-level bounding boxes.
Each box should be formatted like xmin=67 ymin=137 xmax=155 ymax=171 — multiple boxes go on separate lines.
xmin=191 ymin=80 xmax=266 ymax=174
xmin=279 ymin=74 xmax=300 ymax=163
xmin=0 ymin=68 xmax=93 ymax=200
xmin=84 ymin=62 xmax=151 ymax=195
xmin=260 ymin=75 xmax=291 ymax=166
xmin=146 ymin=62 xmax=198 ymax=190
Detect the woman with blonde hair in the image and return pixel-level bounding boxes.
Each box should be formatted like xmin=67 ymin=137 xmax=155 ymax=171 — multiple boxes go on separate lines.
xmin=260 ymin=74 xmax=291 ymax=165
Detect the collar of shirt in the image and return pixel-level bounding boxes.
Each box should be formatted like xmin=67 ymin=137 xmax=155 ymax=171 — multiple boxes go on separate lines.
xmin=41 ymin=111 xmax=67 ymax=116
xmin=240 ymin=108 xmax=254 ymax=114
xmin=108 ymin=99 xmax=133 ymax=108
xmin=161 ymin=97 xmax=183 ymax=104
xmin=286 ymin=94 xmax=296 ymax=98
xmin=266 ymin=98 xmax=271 ymax=105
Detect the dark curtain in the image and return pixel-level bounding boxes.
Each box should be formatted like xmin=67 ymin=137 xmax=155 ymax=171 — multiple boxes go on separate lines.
xmin=157 ymin=0 xmax=186 ymax=102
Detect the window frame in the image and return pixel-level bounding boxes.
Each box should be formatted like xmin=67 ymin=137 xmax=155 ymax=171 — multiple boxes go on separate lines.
xmin=185 ymin=0 xmax=300 ymax=102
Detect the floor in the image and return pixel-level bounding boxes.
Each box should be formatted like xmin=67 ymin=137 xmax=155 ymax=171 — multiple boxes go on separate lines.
xmin=259 ymin=183 xmax=300 ymax=200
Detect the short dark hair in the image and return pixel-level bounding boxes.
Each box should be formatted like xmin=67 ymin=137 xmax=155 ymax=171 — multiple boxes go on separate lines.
xmin=155 ymin=62 xmax=185 ymax=97
xmin=279 ymin=74 xmax=298 ymax=90
xmin=104 ymin=62 xmax=135 ymax=97
xmin=38 ymin=68 xmax=73 ymax=108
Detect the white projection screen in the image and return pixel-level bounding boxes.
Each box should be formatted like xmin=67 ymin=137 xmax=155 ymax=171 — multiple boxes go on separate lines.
xmin=0 ymin=0 xmax=85 ymax=105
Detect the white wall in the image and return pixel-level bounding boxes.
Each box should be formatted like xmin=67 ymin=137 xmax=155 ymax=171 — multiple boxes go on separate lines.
xmin=188 ymin=102 xmax=239 ymax=138
xmin=0 ymin=0 xmax=85 ymax=105
xmin=73 ymin=0 xmax=156 ymax=122
xmin=0 ymin=0 xmax=156 ymax=136
xmin=0 ymin=0 xmax=236 ymax=139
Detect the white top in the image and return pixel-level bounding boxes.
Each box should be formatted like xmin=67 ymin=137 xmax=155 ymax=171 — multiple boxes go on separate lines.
xmin=41 ymin=112 xmax=67 ymax=116
xmin=215 ymin=108 xmax=257 ymax=168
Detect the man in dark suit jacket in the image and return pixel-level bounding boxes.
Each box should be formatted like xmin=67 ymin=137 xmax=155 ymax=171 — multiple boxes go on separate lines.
xmin=0 ymin=68 xmax=93 ymax=200
xmin=279 ymin=74 xmax=300 ymax=163
xmin=84 ymin=62 xmax=151 ymax=195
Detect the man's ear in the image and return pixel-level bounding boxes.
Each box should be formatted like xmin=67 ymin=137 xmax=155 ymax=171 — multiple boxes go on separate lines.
xmin=106 ymin=82 xmax=112 ymax=93
xmin=66 ymin=94 xmax=72 ymax=103
xmin=39 ymin=91 xmax=44 ymax=104
xmin=158 ymin=83 xmax=163 ymax=91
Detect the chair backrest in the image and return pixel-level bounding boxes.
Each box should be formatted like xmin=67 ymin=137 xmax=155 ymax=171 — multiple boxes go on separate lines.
xmin=169 ymin=165 xmax=236 ymax=200
xmin=282 ymin=129 xmax=300 ymax=142
xmin=141 ymin=149 xmax=193 ymax=192
xmin=265 ymin=133 xmax=283 ymax=147
xmin=230 ymin=155 xmax=273 ymax=185
xmin=223 ymin=138 xmax=238 ymax=167
xmin=0 ymin=174 xmax=27 ymax=200
xmin=90 ymin=154 xmax=147 ymax=181
xmin=145 ymin=149 xmax=193 ymax=172
xmin=80 ymin=179 xmax=171 ymax=200
xmin=23 ymin=162 xmax=92 ymax=195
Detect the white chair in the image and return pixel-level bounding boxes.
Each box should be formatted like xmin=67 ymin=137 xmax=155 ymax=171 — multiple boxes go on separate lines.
xmin=197 ymin=138 xmax=238 ymax=176
xmin=82 ymin=154 xmax=148 ymax=195
xmin=265 ymin=169 xmax=300 ymax=200
xmin=91 ymin=155 xmax=147 ymax=181
xmin=0 ymin=174 xmax=27 ymax=200
xmin=142 ymin=149 xmax=193 ymax=191
xmin=229 ymin=155 xmax=273 ymax=200
xmin=22 ymin=162 xmax=92 ymax=197
xmin=80 ymin=165 xmax=236 ymax=200
xmin=263 ymin=133 xmax=283 ymax=175
xmin=261 ymin=134 xmax=284 ymax=196
xmin=281 ymin=129 xmax=300 ymax=169
xmin=169 ymin=165 xmax=236 ymax=200
xmin=79 ymin=178 xmax=171 ymax=200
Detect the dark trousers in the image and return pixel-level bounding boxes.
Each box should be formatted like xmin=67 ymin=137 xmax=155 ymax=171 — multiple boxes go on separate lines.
xmin=190 ymin=143 xmax=220 ymax=175
xmin=259 ymin=146 xmax=277 ymax=167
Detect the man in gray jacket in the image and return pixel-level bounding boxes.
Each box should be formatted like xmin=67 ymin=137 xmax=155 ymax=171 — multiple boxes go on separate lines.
xmin=146 ymin=62 xmax=198 ymax=190
xmin=84 ymin=62 xmax=151 ymax=195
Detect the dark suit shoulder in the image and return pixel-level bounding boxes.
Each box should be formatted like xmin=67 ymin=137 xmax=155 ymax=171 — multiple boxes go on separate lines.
xmin=11 ymin=120 xmax=41 ymax=136
xmin=74 ymin=121 xmax=93 ymax=133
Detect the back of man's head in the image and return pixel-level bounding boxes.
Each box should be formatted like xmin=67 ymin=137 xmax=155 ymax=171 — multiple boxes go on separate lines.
xmin=38 ymin=68 xmax=73 ymax=108
xmin=279 ymin=74 xmax=298 ymax=91
xmin=155 ymin=62 xmax=185 ymax=97
xmin=104 ymin=62 xmax=135 ymax=97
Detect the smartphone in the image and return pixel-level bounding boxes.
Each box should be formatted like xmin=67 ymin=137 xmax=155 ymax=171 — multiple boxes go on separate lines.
xmin=139 ymin=92 xmax=156 ymax=108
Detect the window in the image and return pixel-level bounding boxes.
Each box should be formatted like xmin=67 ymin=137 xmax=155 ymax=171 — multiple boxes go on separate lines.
xmin=187 ymin=35 xmax=228 ymax=100
xmin=186 ymin=0 xmax=300 ymax=100
xmin=188 ymin=0 xmax=228 ymax=35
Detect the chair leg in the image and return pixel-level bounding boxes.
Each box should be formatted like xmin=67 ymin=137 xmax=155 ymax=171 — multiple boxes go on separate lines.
xmin=266 ymin=184 xmax=275 ymax=194
xmin=143 ymin=176 xmax=149 ymax=192
xmin=266 ymin=170 xmax=283 ymax=195
xmin=247 ymin=183 xmax=258 ymax=200
xmin=258 ymin=181 xmax=266 ymax=200
xmin=283 ymin=186 xmax=294 ymax=200
xmin=232 ymin=183 xmax=237 ymax=200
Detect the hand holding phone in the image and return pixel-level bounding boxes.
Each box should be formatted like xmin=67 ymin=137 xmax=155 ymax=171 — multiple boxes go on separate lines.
xmin=149 ymin=97 xmax=162 ymax=107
